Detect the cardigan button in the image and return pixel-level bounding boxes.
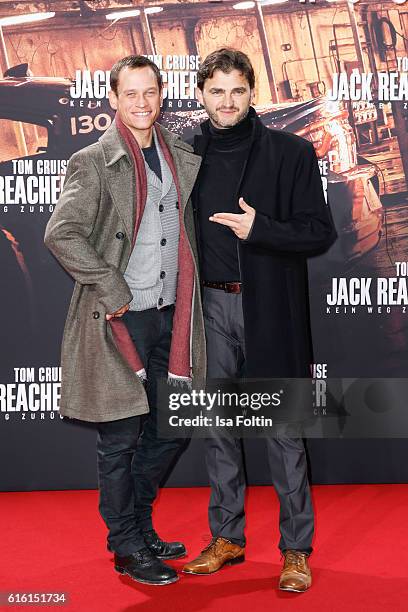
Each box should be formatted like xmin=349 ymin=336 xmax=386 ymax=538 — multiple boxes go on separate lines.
xmin=159 ymin=204 xmax=164 ymax=212
xmin=176 ymin=201 xmax=179 ymax=210
xmin=161 ymin=238 xmax=167 ymax=246
xmin=92 ymin=311 xmax=100 ymax=319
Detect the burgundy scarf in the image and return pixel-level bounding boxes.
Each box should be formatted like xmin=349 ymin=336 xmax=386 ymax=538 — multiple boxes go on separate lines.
xmin=109 ymin=114 xmax=194 ymax=380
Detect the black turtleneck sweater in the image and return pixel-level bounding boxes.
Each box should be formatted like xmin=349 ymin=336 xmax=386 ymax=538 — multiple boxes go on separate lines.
xmin=197 ymin=112 xmax=252 ymax=282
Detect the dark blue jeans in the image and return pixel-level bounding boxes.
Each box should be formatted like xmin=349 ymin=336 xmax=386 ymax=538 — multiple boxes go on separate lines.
xmin=96 ymin=306 xmax=185 ymax=556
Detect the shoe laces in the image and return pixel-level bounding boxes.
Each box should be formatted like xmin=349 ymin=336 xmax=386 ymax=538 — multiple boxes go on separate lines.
xmin=201 ymin=536 xmax=229 ymax=556
xmin=283 ymin=550 xmax=307 ymax=569
xmin=135 ymin=547 xmax=156 ymax=563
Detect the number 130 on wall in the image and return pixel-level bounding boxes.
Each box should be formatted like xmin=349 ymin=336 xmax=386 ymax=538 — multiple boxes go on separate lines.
xmin=70 ymin=113 xmax=112 ymax=135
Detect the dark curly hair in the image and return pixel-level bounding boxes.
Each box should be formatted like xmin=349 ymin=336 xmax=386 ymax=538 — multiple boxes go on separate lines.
xmin=197 ymin=48 xmax=255 ymax=91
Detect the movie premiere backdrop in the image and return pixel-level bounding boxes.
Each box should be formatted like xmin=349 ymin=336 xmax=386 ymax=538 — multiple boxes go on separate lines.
xmin=1 ymin=0 xmax=408 ymax=491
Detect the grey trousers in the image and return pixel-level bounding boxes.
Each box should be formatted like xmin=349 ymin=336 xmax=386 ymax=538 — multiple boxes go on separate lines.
xmin=203 ymin=286 xmax=314 ymax=553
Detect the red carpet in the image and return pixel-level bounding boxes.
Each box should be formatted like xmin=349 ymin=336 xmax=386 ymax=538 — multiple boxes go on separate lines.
xmin=1 ymin=485 xmax=408 ymax=611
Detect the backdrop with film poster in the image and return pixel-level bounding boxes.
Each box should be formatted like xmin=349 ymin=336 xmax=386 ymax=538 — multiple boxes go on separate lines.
xmin=1 ymin=0 xmax=408 ymax=490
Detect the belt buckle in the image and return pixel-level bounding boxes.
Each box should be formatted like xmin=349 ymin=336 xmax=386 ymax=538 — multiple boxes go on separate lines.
xmin=225 ymin=282 xmax=241 ymax=294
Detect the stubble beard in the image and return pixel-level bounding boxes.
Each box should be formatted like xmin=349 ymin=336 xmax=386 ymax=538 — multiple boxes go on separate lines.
xmin=207 ymin=106 xmax=250 ymax=129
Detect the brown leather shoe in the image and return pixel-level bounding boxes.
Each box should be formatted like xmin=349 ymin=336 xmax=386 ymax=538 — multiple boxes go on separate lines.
xmin=279 ymin=550 xmax=312 ymax=592
xmin=182 ymin=537 xmax=245 ymax=575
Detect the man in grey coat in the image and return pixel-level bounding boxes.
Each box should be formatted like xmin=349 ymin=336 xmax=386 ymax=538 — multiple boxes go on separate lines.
xmin=44 ymin=55 xmax=206 ymax=586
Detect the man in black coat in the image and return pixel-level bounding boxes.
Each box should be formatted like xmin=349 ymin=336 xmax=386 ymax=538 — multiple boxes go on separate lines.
xmin=182 ymin=48 xmax=337 ymax=592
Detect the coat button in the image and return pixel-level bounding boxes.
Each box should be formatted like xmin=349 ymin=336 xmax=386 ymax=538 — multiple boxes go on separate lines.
xmin=92 ymin=311 xmax=100 ymax=319
xmin=158 ymin=297 xmax=164 ymax=306
xmin=176 ymin=202 xmax=179 ymax=210
xmin=159 ymin=204 xmax=164 ymax=212
xmin=116 ymin=231 xmax=124 ymax=240
xmin=160 ymin=270 xmax=166 ymax=279
xmin=161 ymin=238 xmax=167 ymax=246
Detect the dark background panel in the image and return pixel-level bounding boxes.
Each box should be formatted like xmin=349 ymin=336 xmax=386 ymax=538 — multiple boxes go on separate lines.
xmin=2 ymin=0 xmax=408 ymax=491
xmin=2 ymin=422 xmax=408 ymax=491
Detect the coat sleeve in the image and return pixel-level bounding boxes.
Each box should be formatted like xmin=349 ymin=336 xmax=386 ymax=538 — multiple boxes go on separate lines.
xmin=44 ymin=149 xmax=133 ymax=314
xmin=244 ymin=141 xmax=337 ymax=253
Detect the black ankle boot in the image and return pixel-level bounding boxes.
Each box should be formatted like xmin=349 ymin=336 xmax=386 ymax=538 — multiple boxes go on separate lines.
xmin=143 ymin=529 xmax=186 ymax=560
xmin=114 ymin=548 xmax=178 ymax=585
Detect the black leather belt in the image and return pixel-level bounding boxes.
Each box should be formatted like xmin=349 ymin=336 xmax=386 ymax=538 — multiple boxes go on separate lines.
xmin=202 ymin=280 xmax=242 ymax=294
xmin=158 ymin=304 xmax=175 ymax=312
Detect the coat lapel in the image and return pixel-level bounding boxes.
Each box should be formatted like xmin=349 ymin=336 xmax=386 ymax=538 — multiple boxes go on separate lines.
xmin=156 ymin=124 xmax=202 ymax=215
xmin=99 ymin=121 xmax=201 ymax=242
xmin=99 ymin=122 xmax=135 ymax=242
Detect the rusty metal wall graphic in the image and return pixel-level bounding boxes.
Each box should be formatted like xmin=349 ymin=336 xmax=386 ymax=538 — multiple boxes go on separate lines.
xmin=1 ymin=0 xmax=408 ymax=489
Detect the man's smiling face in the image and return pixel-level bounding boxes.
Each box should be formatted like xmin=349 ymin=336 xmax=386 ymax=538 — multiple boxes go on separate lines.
xmin=197 ymin=68 xmax=254 ymax=129
xmin=108 ymin=65 xmax=162 ymax=136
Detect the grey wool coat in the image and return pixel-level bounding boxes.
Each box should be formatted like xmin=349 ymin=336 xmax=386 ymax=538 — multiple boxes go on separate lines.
xmin=44 ymin=120 xmax=206 ymax=422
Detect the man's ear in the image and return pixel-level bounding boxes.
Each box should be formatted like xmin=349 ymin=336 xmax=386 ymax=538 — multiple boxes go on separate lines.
xmin=196 ymin=86 xmax=204 ymax=107
xmin=108 ymin=89 xmax=118 ymax=111
xmin=250 ymin=88 xmax=255 ymax=105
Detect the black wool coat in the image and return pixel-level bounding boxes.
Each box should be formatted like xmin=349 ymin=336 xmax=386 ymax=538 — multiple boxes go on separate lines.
xmin=193 ymin=107 xmax=337 ymax=378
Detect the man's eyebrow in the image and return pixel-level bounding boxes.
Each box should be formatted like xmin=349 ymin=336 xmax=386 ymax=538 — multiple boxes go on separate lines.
xmin=208 ymin=87 xmax=247 ymax=93
xmin=122 ymin=87 xmax=157 ymax=93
